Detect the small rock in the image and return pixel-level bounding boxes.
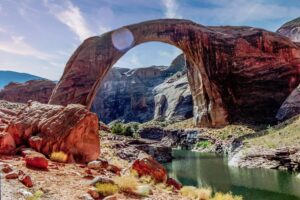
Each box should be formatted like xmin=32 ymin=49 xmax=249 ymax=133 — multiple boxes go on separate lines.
xmin=132 ymin=157 xmax=167 ymax=183
xmin=132 ymin=185 xmax=152 ymax=196
xmin=108 ymin=164 xmax=121 ymax=175
xmin=90 ymin=176 xmax=114 ymax=186
xmin=1 ymin=164 xmax=13 ymax=173
xmin=87 ymin=161 xmax=102 ymax=170
xmin=25 ymin=153 xmax=48 ymax=169
xmin=80 ymin=194 xmax=94 ymax=200
xmin=166 ymin=178 xmax=182 ymax=190
xmin=19 ymin=174 xmax=33 ymax=187
xmin=5 ymin=171 xmax=18 ymax=179
xmin=18 ymin=189 xmax=33 ymax=198
xmin=87 ymin=188 xmax=100 ymax=199
xmin=85 ymin=169 xmax=93 ymax=175
xmin=103 ymin=195 xmax=118 ymax=200
xmin=88 ymin=159 xmax=109 ymax=170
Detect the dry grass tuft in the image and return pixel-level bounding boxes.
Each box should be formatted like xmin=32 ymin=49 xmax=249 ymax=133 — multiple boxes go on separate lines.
xmin=50 ymin=151 xmax=68 ymax=163
xmin=95 ymin=183 xmax=119 ymax=197
xmin=113 ymin=175 xmax=139 ymax=192
xmin=180 ymin=186 xmax=212 ymax=200
xmin=210 ymin=192 xmax=243 ymax=200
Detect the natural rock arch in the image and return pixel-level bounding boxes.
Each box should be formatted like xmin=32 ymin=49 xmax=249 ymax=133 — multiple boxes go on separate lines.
xmin=49 ymin=19 xmax=300 ymax=127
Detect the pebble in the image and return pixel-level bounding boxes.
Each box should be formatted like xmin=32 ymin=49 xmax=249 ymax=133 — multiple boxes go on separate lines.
xmin=18 ymin=189 xmax=33 ymax=198
xmin=5 ymin=171 xmax=18 ymax=179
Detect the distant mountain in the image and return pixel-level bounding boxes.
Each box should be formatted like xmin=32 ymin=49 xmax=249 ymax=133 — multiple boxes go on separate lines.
xmin=277 ymin=17 xmax=300 ymax=42
xmin=0 ymin=71 xmax=44 ymax=88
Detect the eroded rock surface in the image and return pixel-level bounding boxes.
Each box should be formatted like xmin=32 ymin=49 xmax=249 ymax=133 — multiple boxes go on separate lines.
xmin=50 ymin=19 xmax=300 ymax=127
xmin=0 ymin=80 xmax=55 ymax=103
xmin=276 ymin=84 xmax=300 ymax=121
xmin=0 ymin=101 xmax=100 ymax=163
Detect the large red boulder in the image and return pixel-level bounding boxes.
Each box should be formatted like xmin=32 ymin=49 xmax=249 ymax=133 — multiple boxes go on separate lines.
xmin=25 ymin=152 xmax=48 ymax=169
xmin=0 ymin=101 xmax=100 ymax=163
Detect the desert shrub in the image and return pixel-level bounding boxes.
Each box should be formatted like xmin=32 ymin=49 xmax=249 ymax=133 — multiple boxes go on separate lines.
xmin=50 ymin=151 xmax=68 ymax=163
xmin=111 ymin=122 xmax=125 ymax=135
xmin=196 ymin=141 xmax=212 ymax=149
xmin=110 ymin=122 xmax=137 ymax=137
xmin=95 ymin=183 xmax=119 ymax=197
xmin=113 ymin=175 xmax=138 ymax=192
xmin=180 ymin=186 xmax=212 ymax=200
xmin=123 ymin=125 xmax=134 ymax=137
xmin=26 ymin=190 xmax=43 ymax=200
xmin=210 ymin=192 xmax=243 ymax=200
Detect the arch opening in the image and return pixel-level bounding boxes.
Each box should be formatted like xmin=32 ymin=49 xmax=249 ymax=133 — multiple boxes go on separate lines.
xmin=90 ymin=41 xmax=194 ymax=124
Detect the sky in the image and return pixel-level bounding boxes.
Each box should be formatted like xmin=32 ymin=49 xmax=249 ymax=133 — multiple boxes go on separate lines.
xmin=0 ymin=0 xmax=300 ymax=80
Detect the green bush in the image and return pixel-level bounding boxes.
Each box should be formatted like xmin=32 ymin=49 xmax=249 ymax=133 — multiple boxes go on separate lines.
xmin=110 ymin=122 xmax=135 ymax=137
xmin=123 ymin=125 xmax=134 ymax=137
xmin=195 ymin=141 xmax=212 ymax=149
xmin=111 ymin=122 xmax=125 ymax=135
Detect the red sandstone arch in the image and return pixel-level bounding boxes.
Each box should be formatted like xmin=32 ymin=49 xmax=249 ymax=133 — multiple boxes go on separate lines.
xmin=49 ymin=19 xmax=300 ymax=127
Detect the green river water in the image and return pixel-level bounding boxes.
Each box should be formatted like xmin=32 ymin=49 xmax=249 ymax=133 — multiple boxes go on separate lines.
xmin=164 ymin=150 xmax=300 ymax=200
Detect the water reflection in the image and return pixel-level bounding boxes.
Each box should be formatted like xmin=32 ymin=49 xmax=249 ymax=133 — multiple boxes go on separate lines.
xmin=164 ymin=150 xmax=300 ymax=200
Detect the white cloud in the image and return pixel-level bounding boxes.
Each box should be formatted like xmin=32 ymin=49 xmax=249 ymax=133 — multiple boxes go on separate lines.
xmin=44 ymin=0 xmax=93 ymax=41
xmin=0 ymin=35 xmax=53 ymax=60
xmin=187 ymin=0 xmax=300 ymax=27
xmin=162 ymin=0 xmax=182 ymax=18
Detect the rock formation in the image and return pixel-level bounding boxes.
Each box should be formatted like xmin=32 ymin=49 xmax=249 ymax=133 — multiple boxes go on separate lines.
xmin=276 ymin=84 xmax=300 ymax=121
xmin=49 ymin=19 xmax=300 ymax=127
xmin=92 ymin=54 xmax=193 ymax=123
xmin=0 ymin=80 xmax=56 ymax=104
xmin=154 ymin=71 xmax=193 ymax=121
xmin=0 ymin=100 xmax=100 ymax=163
xmin=277 ymin=17 xmax=300 ymax=42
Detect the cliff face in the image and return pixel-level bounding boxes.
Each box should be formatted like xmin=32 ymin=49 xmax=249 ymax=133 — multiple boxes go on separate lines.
xmin=277 ymin=17 xmax=300 ymax=42
xmin=0 ymin=80 xmax=56 ymax=104
xmin=91 ymin=54 xmax=193 ymax=123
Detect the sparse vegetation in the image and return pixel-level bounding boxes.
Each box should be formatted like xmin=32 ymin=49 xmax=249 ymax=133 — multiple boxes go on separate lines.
xmin=180 ymin=186 xmax=211 ymax=200
xmin=110 ymin=121 xmax=140 ymax=137
xmin=95 ymin=183 xmax=119 ymax=197
xmin=50 ymin=151 xmax=68 ymax=163
xmin=195 ymin=141 xmax=212 ymax=149
xmin=246 ymin=115 xmax=300 ymax=149
xmin=26 ymin=190 xmax=43 ymax=200
xmin=113 ymin=175 xmax=138 ymax=192
xmin=210 ymin=192 xmax=243 ymax=200
xmin=179 ymin=186 xmax=243 ymax=200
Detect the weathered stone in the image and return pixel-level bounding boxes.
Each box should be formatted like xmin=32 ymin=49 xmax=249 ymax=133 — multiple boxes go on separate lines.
xmin=5 ymin=171 xmax=19 ymax=179
xmin=25 ymin=153 xmax=48 ymax=169
xmin=132 ymin=157 xmax=167 ymax=182
xmin=90 ymin=176 xmax=114 ymax=186
xmin=87 ymin=188 xmax=100 ymax=199
xmin=49 ymin=19 xmax=300 ymax=127
xmin=276 ymin=84 xmax=300 ymax=121
xmin=1 ymin=164 xmax=13 ymax=173
xmin=19 ymin=174 xmax=33 ymax=187
xmin=166 ymin=178 xmax=183 ymax=190
xmin=87 ymin=159 xmax=109 ymax=171
xmin=0 ymin=101 xmax=100 ymax=163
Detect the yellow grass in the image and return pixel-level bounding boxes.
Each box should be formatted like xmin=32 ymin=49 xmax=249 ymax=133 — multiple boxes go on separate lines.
xmin=49 ymin=151 xmax=68 ymax=163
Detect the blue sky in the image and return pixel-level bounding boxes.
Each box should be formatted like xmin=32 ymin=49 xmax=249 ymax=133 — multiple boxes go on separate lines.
xmin=0 ymin=0 xmax=299 ymax=80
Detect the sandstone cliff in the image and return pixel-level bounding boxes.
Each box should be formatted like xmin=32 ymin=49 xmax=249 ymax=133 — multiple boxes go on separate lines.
xmin=0 ymin=80 xmax=56 ymax=104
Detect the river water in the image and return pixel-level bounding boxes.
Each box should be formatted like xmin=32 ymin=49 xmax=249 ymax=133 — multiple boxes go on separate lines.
xmin=164 ymin=150 xmax=300 ymax=200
